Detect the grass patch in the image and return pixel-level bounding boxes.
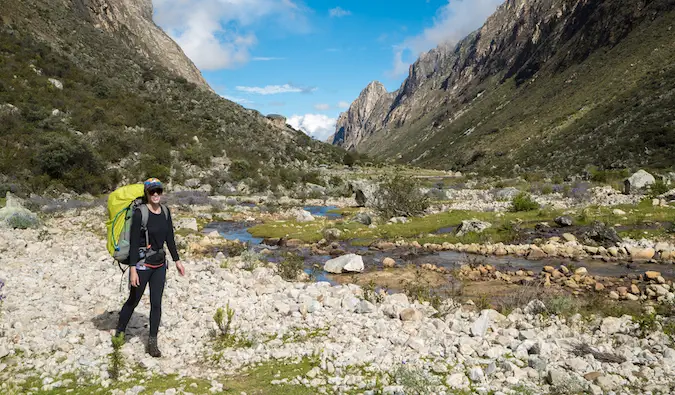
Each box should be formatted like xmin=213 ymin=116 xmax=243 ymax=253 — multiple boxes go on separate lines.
xmin=250 ymin=200 xmax=675 ymax=246
xmin=2 ymin=370 xmax=215 ymax=395
xmin=221 ymin=357 xmax=320 ymax=395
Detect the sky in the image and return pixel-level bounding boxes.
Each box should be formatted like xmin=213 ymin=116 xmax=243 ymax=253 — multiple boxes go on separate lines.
xmin=153 ymin=0 xmax=504 ymax=141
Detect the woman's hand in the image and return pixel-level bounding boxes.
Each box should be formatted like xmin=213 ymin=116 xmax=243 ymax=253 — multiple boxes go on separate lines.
xmin=176 ymin=261 xmax=186 ymax=276
xmin=130 ymin=267 xmax=140 ymax=287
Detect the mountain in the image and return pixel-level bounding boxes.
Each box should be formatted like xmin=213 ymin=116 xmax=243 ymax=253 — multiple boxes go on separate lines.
xmin=335 ymin=0 xmax=675 ymax=175
xmin=73 ymin=0 xmax=209 ymax=89
xmin=0 ymin=0 xmax=343 ymax=195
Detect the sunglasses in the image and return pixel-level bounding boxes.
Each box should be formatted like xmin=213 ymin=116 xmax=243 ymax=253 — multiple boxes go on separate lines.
xmin=148 ymin=188 xmax=163 ymax=195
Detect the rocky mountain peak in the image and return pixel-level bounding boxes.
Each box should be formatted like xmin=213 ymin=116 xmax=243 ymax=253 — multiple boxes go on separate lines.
xmin=332 ymin=81 xmax=391 ymax=149
xmin=73 ymin=0 xmax=210 ymax=90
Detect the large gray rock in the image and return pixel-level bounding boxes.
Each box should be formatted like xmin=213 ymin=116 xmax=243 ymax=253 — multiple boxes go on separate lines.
xmin=324 ymin=254 xmax=364 ymax=274
xmin=583 ymin=221 xmax=622 ymax=247
xmin=350 ymin=180 xmax=378 ymax=207
xmin=624 ymin=170 xmax=656 ymax=194
xmin=0 ymin=192 xmax=39 ymax=229
xmin=292 ymin=209 xmax=315 ymax=222
xmin=353 ymin=212 xmax=372 ymax=225
xmin=456 ymin=219 xmax=492 ymax=237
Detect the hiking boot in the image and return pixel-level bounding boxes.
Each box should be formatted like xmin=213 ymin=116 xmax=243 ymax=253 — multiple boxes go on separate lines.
xmin=148 ymin=336 xmax=162 ymax=358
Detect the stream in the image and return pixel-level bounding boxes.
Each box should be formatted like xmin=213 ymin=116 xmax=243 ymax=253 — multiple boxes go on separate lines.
xmin=202 ymin=206 xmax=674 ymax=287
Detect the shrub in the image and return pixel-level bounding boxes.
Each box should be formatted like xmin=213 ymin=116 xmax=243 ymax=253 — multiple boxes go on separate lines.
xmin=3 ymin=212 xmax=39 ymax=229
xmin=649 ymin=180 xmax=670 ymax=198
xmin=343 ymin=151 xmax=358 ymax=167
xmin=239 ymin=249 xmax=263 ymax=270
xmin=278 ymin=253 xmax=304 ymax=281
xmin=229 ymin=160 xmax=254 ymax=182
xmin=108 ymin=333 xmax=125 ymax=380
xmin=509 ymin=192 xmax=540 ymax=212
xmin=373 ymin=173 xmax=430 ymax=218
xmin=211 ymin=303 xmax=252 ymax=349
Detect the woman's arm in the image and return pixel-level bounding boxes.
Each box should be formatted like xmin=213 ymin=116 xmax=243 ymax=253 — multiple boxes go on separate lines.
xmin=165 ymin=207 xmax=180 ymax=262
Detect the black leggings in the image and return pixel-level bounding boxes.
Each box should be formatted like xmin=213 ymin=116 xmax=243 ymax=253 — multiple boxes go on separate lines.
xmin=117 ymin=265 xmax=166 ymax=337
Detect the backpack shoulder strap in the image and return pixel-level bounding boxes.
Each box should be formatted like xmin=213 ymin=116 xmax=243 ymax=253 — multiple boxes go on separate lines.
xmin=139 ymin=204 xmax=150 ymax=247
xmin=160 ymin=204 xmax=169 ymax=221
xmin=139 ymin=204 xmax=150 ymax=228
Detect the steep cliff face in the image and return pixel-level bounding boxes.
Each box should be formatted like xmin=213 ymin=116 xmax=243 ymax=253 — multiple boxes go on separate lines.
xmin=337 ymin=0 xmax=675 ymax=174
xmin=332 ymin=81 xmax=393 ymax=150
xmin=72 ymin=0 xmax=209 ymax=89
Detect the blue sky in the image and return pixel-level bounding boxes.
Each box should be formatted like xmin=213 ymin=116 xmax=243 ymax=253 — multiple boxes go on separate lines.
xmin=153 ymin=0 xmax=503 ymax=141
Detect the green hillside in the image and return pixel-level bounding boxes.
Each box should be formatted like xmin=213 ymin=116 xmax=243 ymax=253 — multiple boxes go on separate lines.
xmin=363 ymin=7 xmax=675 ymax=176
xmin=0 ymin=0 xmax=343 ymax=195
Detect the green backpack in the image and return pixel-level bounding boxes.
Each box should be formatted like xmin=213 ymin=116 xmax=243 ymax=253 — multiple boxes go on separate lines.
xmin=106 ymin=184 xmax=167 ymax=267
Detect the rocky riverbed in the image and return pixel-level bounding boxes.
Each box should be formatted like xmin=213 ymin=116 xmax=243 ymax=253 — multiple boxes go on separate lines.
xmin=2 ymin=206 xmax=675 ymax=394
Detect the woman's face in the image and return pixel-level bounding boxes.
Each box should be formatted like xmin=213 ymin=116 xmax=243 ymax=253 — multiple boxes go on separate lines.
xmin=147 ymin=188 xmax=163 ymax=204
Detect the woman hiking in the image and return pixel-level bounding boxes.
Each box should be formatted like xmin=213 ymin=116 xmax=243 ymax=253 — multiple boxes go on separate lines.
xmin=115 ymin=178 xmax=185 ymax=357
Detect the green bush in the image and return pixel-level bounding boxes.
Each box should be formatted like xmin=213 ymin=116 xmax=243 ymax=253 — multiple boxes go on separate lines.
xmin=278 ymin=253 xmax=304 ymax=281
xmin=229 ymin=160 xmax=254 ymax=182
xmin=509 ymin=192 xmax=540 ymax=212
xmin=649 ymin=179 xmax=670 ymax=198
xmin=343 ymin=151 xmax=358 ymax=167
xmin=3 ymin=212 xmax=39 ymax=229
xmin=373 ymin=173 xmax=430 ymax=218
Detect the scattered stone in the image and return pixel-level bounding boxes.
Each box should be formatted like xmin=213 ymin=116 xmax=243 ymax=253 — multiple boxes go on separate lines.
xmin=399 ymin=308 xmax=423 ymax=322
xmin=456 ymin=219 xmax=492 ymax=236
xmin=48 ymin=78 xmax=63 ymax=89
xmin=469 ymin=367 xmax=485 ymax=382
xmin=645 ymin=271 xmax=661 ymax=280
xmin=353 ymin=212 xmax=372 ymax=225
xmin=583 ymin=221 xmax=622 ymax=247
xmin=562 ymin=233 xmax=577 ymax=242
xmin=555 ymin=216 xmax=573 ymax=227
xmin=323 ymin=254 xmax=364 ymax=274
xmin=323 ymin=228 xmax=342 ymax=241
xmin=382 ymin=257 xmax=396 ymax=268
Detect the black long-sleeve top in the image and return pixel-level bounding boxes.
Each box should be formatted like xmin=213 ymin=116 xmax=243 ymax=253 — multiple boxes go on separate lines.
xmin=129 ymin=205 xmax=180 ymax=268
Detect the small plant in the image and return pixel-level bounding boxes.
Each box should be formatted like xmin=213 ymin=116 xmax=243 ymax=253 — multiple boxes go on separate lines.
xmin=475 ymin=293 xmax=492 ymax=311
xmin=211 ymin=302 xmax=252 ymax=350
xmin=214 ymin=303 xmax=235 ymax=339
xmin=363 ymin=280 xmax=385 ymax=304
xmin=390 ymin=363 xmax=441 ymax=395
xmin=509 ymin=192 xmax=540 ymax=212
xmin=239 ymin=249 xmax=263 ymax=271
xmin=633 ymin=313 xmax=659 ymax=337
xmin=278 ymin=253 xmax=304 ymax=281
xmin=228 ymin=242 xmax=248 ymax=257
xmin=108 ymin=333 xmax=125 ymax=380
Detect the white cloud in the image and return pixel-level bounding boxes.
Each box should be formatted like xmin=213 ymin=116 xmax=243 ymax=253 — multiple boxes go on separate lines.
xmin=388 ymin=0 xmax=502 ymax=76
xmin=338 ymin=101 xmax=350 ymax=109
xmin=314 ymin=103 xmax=331 ymax=111
xmin=329 ymin=7 xmax=351 ymax=18
xmin=153 ymin=0 xmax=308 ymax=70
xmin=287 ymin=114 xmax=336 ymax=141
xmin=235 ymin=84 xmax=316 ymax=95
xmin=220 ymin=95 xmax=253 ymax=104
xmin=252 ymin=57 xmax=285 ymax=61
